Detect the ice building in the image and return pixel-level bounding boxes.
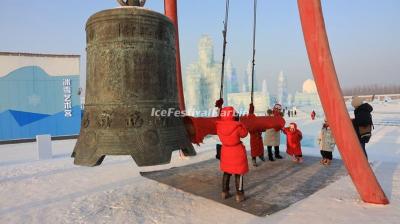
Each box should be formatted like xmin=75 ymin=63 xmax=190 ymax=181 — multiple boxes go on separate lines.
xmin=185 ymin=36 xmax=240 ymax=112
xmin=294 ymin=79 xmax=321 ymax=106
xmin=277 ymin=71 xmax=288 ymax=106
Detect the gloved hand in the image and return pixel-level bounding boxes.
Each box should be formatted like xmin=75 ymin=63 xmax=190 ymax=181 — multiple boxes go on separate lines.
xmin=249 ymin=103 xmax=255 ymax=114
xmin=215 ymin=98 xmax=224 ymax=108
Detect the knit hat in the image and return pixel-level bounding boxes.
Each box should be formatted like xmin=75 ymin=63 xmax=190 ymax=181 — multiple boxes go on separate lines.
xmin=273 ymin=104 xmax=282 ymax=111
xmin=351 ymin=96 xmax=363 ymax=108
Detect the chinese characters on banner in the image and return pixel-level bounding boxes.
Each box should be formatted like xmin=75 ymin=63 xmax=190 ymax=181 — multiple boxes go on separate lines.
xmin=63 ymin=79 xmax=72 ymax=117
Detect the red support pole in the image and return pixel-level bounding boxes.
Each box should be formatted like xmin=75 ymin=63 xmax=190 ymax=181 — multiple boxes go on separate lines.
xmin=297 ymin=0 xmax=388 ymax=204
xmin=164 ymin=0 xmax=186 ymax=111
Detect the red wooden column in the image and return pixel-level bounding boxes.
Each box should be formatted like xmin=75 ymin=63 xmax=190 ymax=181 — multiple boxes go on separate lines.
xmin=297 ymin=0 xmax=388 ymax=204
xmin=164 ymin=0 xmax=186 ymax=111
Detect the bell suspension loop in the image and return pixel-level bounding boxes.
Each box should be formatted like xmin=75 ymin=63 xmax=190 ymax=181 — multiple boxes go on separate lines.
xmin=117 ymin=0 xmax=146 ymax=7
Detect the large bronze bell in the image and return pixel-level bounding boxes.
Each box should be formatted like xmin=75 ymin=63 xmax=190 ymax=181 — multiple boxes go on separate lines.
xmin=73 ymin=0 xmax=195 ymax=167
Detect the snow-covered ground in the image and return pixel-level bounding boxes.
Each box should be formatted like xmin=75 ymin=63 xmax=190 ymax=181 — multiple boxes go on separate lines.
xmin=0 ymin=101 xmax=399 ymax=224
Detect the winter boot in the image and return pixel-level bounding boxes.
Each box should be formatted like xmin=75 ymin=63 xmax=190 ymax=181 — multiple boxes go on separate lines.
xmin=235 ymin=191 xmax=245 ymax=203
xmin=221 ymin=191 xmax=231 ymax=199
xmin=275 ymin=148 xmax=283 ymax=159
xmin=324 ymin=159 xmax=332 ymax=166
xmin=252 ymin=157 xmax=257 ymax=167
xmin=259 ymin=154 xmax=265 ymax=162
xmin=297 ymin=156 xmax=304 ymax=163
xmin=268 ymin=147 xmax=275 ymax=161
xmin=221 ymin=173 xmax=231 ymax=199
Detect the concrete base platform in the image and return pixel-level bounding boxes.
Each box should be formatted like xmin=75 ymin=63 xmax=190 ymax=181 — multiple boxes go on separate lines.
xmin=141 ymin=155 xmax=347 ymax=217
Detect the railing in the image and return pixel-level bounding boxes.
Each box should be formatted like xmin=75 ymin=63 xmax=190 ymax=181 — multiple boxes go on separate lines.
xmin=373 ymin=120 xmax=400 ymax=126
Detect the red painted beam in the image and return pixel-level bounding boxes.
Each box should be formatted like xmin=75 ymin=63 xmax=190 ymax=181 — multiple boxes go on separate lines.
xmin=240 ymin=114 xmax=285 ymax=133
xmin=184 ymin=115 xmax=285 ymax=145
xmin=297 ymin=0 xmax=388 ymax=204
xmin=184 ymin=116 xmax=219 ymax=144
xmin=164 ymin=0 xmax=186 ymax=111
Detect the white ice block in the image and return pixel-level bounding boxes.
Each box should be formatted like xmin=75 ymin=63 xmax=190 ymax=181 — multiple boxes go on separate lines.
xmin=36 ymin=135 xmax=52 ymax=160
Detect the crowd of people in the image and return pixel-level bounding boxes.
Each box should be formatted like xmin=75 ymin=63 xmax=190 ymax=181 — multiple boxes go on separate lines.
xmin=215 ymin=96 xmax=374 ymax=203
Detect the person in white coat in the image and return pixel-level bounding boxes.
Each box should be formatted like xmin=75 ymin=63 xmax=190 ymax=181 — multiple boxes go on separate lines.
xmin=317 ymin=119 xmax=336 ymax=165
xmin=264 ymin=108 xmax=283 ymax=161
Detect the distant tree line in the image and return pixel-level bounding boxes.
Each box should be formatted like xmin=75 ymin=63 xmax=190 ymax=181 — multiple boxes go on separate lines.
xmin=342 ymin=84 xmax=400 ymax=96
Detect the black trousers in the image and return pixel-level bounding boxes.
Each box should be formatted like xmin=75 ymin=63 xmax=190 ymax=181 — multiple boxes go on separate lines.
xmin=222 ymin=172 xmax=244 ymax=193
xmin=267 ymin=146 xmax=280 ymax=156
xmin=320 ymin=150 xmax=333 ymax=160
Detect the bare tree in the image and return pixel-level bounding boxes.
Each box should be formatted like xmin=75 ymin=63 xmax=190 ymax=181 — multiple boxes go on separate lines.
xmin=342 ymin=84 xmax=400 ymax=96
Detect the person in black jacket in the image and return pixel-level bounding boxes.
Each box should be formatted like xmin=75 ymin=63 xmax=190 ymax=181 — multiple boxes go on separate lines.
xmin=351 ymin=96 xmax=373 ymax=159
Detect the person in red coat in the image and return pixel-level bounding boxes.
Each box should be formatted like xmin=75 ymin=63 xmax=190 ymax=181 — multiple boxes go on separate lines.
xmin=250 ymin=131 xmax=265 ymax=166
xmin=248 ymin=113 xmax=265 ymax=167
xmin=216 ymin=106 xmax=248 ymax=202
xmin=282 ymin=122 xmax=303 ymax=163
xmin=311 ymin=110 xmax=316 ymax=120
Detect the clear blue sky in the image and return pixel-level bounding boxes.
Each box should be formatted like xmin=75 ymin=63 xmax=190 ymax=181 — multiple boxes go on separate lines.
xmin=0 ymin=0 xmax=399 ymax=93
